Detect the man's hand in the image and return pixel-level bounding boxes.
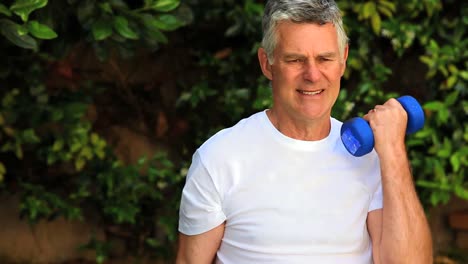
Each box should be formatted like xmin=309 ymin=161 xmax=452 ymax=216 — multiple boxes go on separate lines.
xmin=363 ymin=98 xmax=408 ymax=157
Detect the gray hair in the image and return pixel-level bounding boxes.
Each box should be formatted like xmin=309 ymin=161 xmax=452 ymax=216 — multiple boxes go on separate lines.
xmin=261 ymin=0 xmax=349 ymax=63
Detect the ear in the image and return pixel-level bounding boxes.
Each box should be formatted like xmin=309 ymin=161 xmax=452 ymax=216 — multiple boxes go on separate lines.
xmin=258 ymin=47 xmax=273 ymax=80
xmin=340 ymin=44 xmax=349 ymax=76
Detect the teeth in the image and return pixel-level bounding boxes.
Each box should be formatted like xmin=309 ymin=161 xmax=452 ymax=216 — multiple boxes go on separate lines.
xmin=299 ymin=90 xmax=323 ymax=95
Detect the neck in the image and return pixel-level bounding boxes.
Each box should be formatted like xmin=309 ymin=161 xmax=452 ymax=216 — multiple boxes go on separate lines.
xmin=266 ymin=108 xmax=331 ymax=141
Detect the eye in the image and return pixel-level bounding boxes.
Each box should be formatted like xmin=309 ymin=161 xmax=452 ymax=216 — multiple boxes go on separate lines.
xmin=319 ymin=57 xmax=332 ymax=62
xmin=287 ymin=58 xmax=304 ymax=63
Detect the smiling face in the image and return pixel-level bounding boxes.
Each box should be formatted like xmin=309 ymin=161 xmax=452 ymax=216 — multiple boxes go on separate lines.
xmin=259 ymin=21 xmax=348 ymax=130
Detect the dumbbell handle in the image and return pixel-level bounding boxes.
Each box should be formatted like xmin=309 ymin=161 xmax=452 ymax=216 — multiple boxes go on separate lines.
xmin=340 ymin=95 xmax=425 ymax=157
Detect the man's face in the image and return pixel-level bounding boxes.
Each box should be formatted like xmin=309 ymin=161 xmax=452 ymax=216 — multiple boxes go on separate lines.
xmin=259 ymin=21 xmax=348 ymax=124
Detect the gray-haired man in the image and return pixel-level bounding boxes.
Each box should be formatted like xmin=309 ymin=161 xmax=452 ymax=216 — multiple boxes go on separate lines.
xmin=177 ymin=1 xmax=432 ymax=263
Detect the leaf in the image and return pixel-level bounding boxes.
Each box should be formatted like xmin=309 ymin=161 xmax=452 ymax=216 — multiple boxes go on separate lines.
xmin=434 ymin=160 xmax=446 ymax=181
xmin=460 ymin=71 xmax=468 ymax=80
xmin=99 ymin=3 xmax=113 ymax=14
xmin=113 ymin=16 xmax=138 ymax=40
xmin=15 ymin=142 xmax=23 ymax=159
xmin=90 ymin=133 xmax=100 ymax=145
xmin=438 ymin=108 xmax=449 ymax=124
xmin=448 ymin=64 xmax=458 ymax=74
xmin=27 ymin=20 xmax=57 ymax=39
xmin=21 ymin=129 xmax=40 ymax=143
xmin=80 ymin=147 xmax=93 ymax=160
xmin=75 ymin=157 xmax=86 ymax=171
xmin=450 ymin=154 xmax=460 ymax=172
xmin=371 ymin=13 xmax=381 ymax=35
xmin=141 ymin=15 xmax=167 ymax=42
xmin=445 ymin=90 xmax=459 ymax=106
xmin=0 ymin=4 xmax=12 ymax=17
xmin=0 ymin=162 xmax=6 ymax=174
xmin=146 ymin=14 xmax=182 ymax=31
xmin=419 ymin=55 xmax=433 ymax=67
xmin=423 ymin=101 xmax=444 ymax=111
xmin=378 ymin=0 xmax=396 ymax=11
xmin=144 ymin=26 xmax=168 ymax=44
xmin=377 ymin=5 xmax=393 ymax=18
xmin=362 ymin=2 xmax=376 ymax=19
xmin=446 ymin=75 xmax=457 ymax=89
xmin=0 ymin=19 xmax=37 ymax=50
xmin=52 ymin=139 xmax=64 ymax=152
xmin=92 ymin=19 xmax=113 ymax=41
xmin=10 ymin=0 xmax=48 ymax=22
xmin=152 ymin=0 xmax=180 ymax=12
xmin=454 ymin=185 xmax=468 ymax=200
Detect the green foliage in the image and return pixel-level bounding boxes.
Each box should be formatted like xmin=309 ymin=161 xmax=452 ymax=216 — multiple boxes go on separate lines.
xmin=20 ymin=182 xmax=82 ymax=222
xmin=0 ymin=0 xmax=55 ymax=50
xmin=0 ymin=0 xmax=189 ymax=262
xmin=79 ymin=236 xmax=111 ymax=264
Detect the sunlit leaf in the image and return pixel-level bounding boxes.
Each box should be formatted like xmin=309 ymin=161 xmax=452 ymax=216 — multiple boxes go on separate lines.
xmin=75 ymin=157 xmax=86 ymax=171
xmin=147 ymin=14 xmax=183 ymax=31
xmin=11 ymin=0 xmax=48 ymax=22
xmin=152 ymin=0 xmax=180 ymax=12
xmin=423 ymin=101 xmax=444 ymax=111
xmin=27 ymin=20 xmax=57 ymax=39
xmin=446 ymin=75 xmax=457 ymax=89
xmin=113 ymin=16 xmax=138 ymax=39
xmin=454 ymin=185 xmax=468 ymax=200
xmin=362 ymin=2 xmax=376 ymax=19
xmin=371 ymin=13 xmax=381 ymax=35
xmin=450 ymin=154 xmax=461 ymax=172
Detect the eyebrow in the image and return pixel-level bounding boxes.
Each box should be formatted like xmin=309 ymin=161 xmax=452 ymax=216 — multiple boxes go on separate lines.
xmin=317 ymin=52 xmax=338 ymax=58
xmin=283 ymin=52 xmax=338 ymax=60
xmin=283 ymin=53 xmax=306 ymax=60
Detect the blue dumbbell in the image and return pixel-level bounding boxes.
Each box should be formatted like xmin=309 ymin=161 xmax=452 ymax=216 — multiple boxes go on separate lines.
xmin=340 ymin=95 xmax=425 ymax=157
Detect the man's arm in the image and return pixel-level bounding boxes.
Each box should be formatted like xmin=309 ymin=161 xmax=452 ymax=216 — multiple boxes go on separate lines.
xmin=176 ymin=223 xmax=225 ymax=264
xmin=365 ymin=98 xmax=433 ymax=263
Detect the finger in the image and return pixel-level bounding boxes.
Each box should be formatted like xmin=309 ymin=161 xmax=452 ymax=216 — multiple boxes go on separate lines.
xmin=384 ymin=98 xmax=400 ymax=107
xmin=363 ymin=113 xmax=370 ymax=121
xmin=374 ymin=105 xmax=385 ymax=111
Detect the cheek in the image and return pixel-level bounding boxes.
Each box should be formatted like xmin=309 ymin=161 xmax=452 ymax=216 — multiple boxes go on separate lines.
xmin=324 ymin=66 xmax=345 ymax=82
xmin=273 ymin=67 xmax=295 ymax=84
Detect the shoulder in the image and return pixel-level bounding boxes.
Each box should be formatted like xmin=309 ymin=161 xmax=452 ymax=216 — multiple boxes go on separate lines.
xmin=198 ymin=111 xmax=265 ymax=157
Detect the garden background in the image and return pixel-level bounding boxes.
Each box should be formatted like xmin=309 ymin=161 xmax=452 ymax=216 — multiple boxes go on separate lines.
xmin=0 ymin=0 xmax=466 ymax=263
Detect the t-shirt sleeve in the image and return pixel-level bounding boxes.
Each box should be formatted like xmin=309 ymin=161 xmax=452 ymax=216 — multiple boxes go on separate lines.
xmin=178 ymin=151 xmax=227 ymax=235
xmin=368 ymin=182 xmax=383 ymax=212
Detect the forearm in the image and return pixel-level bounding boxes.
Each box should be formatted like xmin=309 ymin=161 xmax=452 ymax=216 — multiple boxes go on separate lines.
xmin=378 ymin=146 xmax=432 ymax=263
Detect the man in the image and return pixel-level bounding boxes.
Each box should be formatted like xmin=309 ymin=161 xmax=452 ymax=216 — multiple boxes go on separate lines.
xmin=176 ymin=0 xmax=433 ymax=263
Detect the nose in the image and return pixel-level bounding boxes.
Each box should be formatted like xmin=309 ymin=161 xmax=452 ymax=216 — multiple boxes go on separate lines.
xmin=303 ymin=61 xmax=322 ymax=83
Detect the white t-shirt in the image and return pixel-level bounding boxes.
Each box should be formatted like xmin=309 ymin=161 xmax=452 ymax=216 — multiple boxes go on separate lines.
xmin=179 ymin=111 xmax=383 ymax=264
